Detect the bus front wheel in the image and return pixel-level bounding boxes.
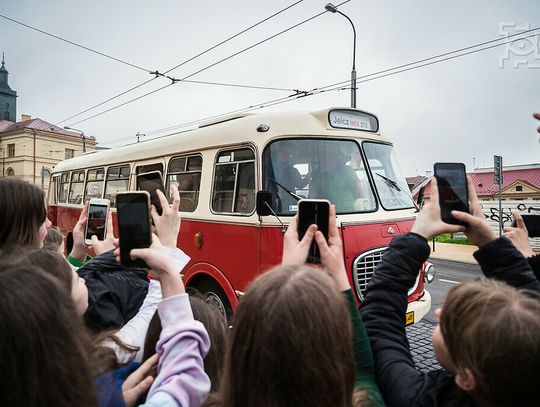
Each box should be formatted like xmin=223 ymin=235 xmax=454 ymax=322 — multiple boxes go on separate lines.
xmin=194 ymin=279 xmax=233 ymax=321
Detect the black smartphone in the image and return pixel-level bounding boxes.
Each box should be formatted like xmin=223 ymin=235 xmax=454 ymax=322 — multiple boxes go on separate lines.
xmin=512 ymin=214 xmax=540 ymax=238
xmin=297 ymin=199 xmax=330 ymax=264
xmin=434 ymin=163 xmax=469 ymax=225
xmin=137 ymin=171 xmax=165 ymax=216
xmin=117 ymin=191 xmax=152 ymax=269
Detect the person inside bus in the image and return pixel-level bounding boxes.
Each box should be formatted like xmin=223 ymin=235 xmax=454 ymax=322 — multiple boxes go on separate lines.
xmin=309 ymin=147 xmax=362 ymax=212
xmin=268 ymin=142 xmax=309 ymax=212
xmin=0 ymin=178 xmax=51 ymax=254
xmin=360 ymin=176 xmax=540 ymax=407
xmin=218 ymin=204 xmax=384 ymax=407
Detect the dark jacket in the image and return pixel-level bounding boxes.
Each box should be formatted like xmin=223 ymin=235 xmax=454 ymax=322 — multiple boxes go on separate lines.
xmin=359 ymin=232 xmax=474 ymax=407
xmin=360 ymin=233 xmax=540 ymax=407
xmin=78 ymin=250 xmax=150 ymax=332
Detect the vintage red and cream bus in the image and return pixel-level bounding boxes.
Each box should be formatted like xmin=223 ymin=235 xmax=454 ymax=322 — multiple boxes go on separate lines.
xmin=49 ymin=107 xmax=432 ymax=323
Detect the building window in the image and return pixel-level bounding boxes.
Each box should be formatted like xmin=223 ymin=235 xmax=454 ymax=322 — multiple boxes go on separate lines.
xmin=6 ymin=167 xmax=14 ymax=177
xmin=7 ymin=144 xmax=15 ymax=158
xmin=515 ymin=185 xmax=523 ymax=192
xmin=167 ymin=155 xmax=202 ymax=212
xmin=65 ymin=148 xmax=75 ymax=160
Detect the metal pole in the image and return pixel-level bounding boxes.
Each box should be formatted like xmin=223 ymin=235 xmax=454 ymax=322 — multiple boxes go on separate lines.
xmin=498 ymin=181 xmax=503 ymax=237
xmin=41 ymin=165 xmax=45 ymax=190
xmin=82 ymin=134 xmax=86 ymax=153
xmin=351 ymin=68 xmax=357 ymax=108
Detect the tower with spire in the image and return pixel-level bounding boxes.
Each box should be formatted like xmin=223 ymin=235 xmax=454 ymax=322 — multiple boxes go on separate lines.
xmin=0 ymin=53 xmax=18 ymax=122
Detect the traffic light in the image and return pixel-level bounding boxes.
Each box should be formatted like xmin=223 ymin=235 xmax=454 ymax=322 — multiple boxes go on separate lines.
xmin=494 ymin=155 xmax=503 ymax=184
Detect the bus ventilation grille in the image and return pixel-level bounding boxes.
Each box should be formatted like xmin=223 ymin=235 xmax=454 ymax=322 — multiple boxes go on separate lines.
xmin=352 ymin=247 xmax=387 ymax=302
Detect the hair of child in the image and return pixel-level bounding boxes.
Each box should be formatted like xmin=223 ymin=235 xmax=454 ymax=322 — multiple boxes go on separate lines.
xmin=219 ymin=264 xmax=356 ymax=407
xmin=0 ymin=260 xmax=97 ymax=406
xmin=441 ymin=278 xmax=540 ymax=407
xmin=0 ymin=178 xmax=47 ymax=249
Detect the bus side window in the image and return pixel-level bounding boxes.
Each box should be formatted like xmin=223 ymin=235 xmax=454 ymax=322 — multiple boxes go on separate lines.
xmin=84 ymin=168 xmax=105 ymax=201
xmin=68 ymin=171 xmax=85 ymax=205
xmin=212 ymin=148 xmax=255 ymax=214
xmin=104 ymin=165 xmax=131 ymax=207
xmin=58 ymin=173 xmax=70 ymax=203
xmin=49 ymin=176 xmax=59 ymax=205
xmin=166 ymin=155 xmax=202 ymax=212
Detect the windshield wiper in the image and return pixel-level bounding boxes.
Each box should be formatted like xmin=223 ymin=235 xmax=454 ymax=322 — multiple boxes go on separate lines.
xmin=268 ymin=177 xmax=302 ymax=201
xmin=375 ymin=173 xmax=402 ymax=192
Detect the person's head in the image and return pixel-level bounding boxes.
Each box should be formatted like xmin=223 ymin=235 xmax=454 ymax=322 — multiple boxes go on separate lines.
xmin=433 ymin=279 xmax=540 ymax=406
xmin=43 ymin=227 xmax=65 ymax=255
xmin=142 ymin=293 xmax=228 ymax=392
xmin=220 ymin=265 xmax=357 ymax=407
xmin=0 ymin=178 xmax=50 ymax=250
xmin=26 ymin=249 xmax=88 ymax=315
xmin=0 ymin=261 xmax=96 ymax=406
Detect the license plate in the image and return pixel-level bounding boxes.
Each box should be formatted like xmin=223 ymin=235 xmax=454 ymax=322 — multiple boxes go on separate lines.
xmin=405 ymin=311 xmax=414 ymax=326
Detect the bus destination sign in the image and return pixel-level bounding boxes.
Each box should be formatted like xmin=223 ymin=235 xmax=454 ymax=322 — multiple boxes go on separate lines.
xmin=328 ymin=110 xmax=378 ymax=132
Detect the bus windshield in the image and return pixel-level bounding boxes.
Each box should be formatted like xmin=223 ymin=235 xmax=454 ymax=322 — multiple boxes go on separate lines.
xmin=263 ymin=139 xmax=377 ymax=215
xmin=363 ymin=142 xmax=415 ymax=210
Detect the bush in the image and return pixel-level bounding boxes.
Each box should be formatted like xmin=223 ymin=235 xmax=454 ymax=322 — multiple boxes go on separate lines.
xmin=434 ymin=233 xmax=473 ymax=245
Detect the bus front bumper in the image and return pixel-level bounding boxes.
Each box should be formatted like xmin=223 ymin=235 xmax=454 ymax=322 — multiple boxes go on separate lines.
xmin=405 ymin=290 xmax=432 ymax=326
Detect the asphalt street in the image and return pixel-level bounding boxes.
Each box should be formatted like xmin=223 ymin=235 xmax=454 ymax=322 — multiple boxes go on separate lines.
xmin=405 ymin=258 xmax=480 ymax=372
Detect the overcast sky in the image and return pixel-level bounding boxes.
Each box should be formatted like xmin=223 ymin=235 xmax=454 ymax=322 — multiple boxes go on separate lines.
xmin=1 ymin=0 xmax=539 ymax=176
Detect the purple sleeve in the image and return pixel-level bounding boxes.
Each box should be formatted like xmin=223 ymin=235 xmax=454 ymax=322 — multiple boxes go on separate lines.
xmin=144 ymin=293 xmax=211 ymax=407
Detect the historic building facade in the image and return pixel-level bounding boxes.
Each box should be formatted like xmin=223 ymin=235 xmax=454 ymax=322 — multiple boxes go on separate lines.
xmin=0 ymin=57 xmax=96 ymax=194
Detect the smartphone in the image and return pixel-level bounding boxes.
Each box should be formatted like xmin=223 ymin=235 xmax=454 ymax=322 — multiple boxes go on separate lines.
xmin=434 ymin=163 xmax=469 ymax=225
xmin=85 ymin=198 xmax=110 ymax=245
xmin=297 ymin=199 xmax=330 ymax=264
xmin=137 ymin=171 xmax=166 ymax=216
xmin=117 ymin=191 xmax=152 ymax=269
xmin=512 ymin=214 xmax=540 ymax=238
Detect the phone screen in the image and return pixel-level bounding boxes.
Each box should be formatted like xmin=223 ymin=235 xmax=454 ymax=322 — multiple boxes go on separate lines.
xmin=137 ymin=172 xmax=165 ymax=216
xmin=117 ymin=193 xmax=152 ymax=268
xmin=298 ymin=200 xmax=330 ymax=264
xmin=513 ymin=214 xmax=540 ymax=238
xmin=434 ymin=163 xmax=469 ymax=225
xmin=86 ymin=203 xmax=108 ymax=241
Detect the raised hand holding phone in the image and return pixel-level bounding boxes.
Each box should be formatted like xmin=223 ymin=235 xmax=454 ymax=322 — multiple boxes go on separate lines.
xmin=297 ymin=199 xmax=330 ymax=264
xmin=433 ymin=163 xmax=469 ymax=225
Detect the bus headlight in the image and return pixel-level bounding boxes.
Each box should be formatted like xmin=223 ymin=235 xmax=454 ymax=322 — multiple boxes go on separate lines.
xmin=424 ymin=262 xmax=436 ymax=284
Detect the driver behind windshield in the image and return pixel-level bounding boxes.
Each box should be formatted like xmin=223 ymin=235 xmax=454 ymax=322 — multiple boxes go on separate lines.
xmin=269 ymin=143 xmax=309 ymax=212
xmin=309 ymin=148 xmax=362 ymax=212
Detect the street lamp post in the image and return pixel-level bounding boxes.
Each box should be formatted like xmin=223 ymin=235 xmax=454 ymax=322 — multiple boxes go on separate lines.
xmin=325 ymin=3 xmax=357 ymax=108
xmin=64 ymin=126 xmax=86 ymax=153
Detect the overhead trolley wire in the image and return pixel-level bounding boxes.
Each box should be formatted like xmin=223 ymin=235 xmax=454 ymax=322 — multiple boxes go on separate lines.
xmin=55 ymin=0 xmax=306 ymax=125
xmin=103 ymin=29 xmax=540 ymax=146
xmin=62 ymin=0 xmax=352 ymax=127
xmin=0 ymin=13 xmax=150 ymax=73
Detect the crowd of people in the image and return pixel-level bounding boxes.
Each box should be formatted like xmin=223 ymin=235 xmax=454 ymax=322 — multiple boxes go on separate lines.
xmin=0 ymin=114 xmax=539 ymax=406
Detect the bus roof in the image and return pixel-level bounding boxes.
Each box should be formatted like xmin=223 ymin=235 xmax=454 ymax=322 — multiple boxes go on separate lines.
xmin=52 ymin=107 xmax=388 ymax=173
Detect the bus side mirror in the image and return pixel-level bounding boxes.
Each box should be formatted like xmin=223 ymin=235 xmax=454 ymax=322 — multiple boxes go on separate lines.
xmin=256 ymin=190 xmax=273 ymax=216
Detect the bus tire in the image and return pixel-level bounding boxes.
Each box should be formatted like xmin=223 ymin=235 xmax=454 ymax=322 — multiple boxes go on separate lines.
xmin=194 ymin=279 xmax=233 ymax=321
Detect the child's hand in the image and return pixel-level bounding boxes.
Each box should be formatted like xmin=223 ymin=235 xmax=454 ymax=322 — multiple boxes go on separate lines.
xmin=281 ymin=216 xmax=317 ymax=267
xmin=451 ymin=176 xmax=497 ymax=248
xmin=503 ymin=210 xmax=534 ymax=257
xmin=315 ymin=205 xmax=350 ymax=291
xmin=152 ymin=184 xmax=181 ymax=248
xmin=411 ymin=178 xmax=465 ymax=239
xmin=122 ymin=354 xmax=157 ymax=407
xmin=70 ymin=201 xmax=90 ymax=261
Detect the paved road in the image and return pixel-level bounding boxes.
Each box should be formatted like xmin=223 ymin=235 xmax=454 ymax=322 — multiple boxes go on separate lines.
xmin=406 ymin=258 xmax=480 ymax=372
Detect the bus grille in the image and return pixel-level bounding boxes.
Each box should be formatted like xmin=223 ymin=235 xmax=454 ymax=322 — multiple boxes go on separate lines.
xmin=352 ymin=247 xmax=387 ymax=301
